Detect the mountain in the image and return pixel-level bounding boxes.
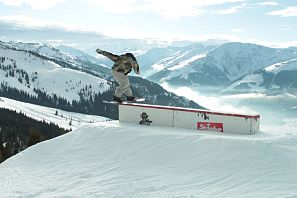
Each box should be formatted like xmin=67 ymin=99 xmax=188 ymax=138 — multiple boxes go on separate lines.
xmin=2 ymin=41 xmax=111 ymax=78
xmin=56 ymin=45 xmax=111 ymax=74
xmin=1 ymin=120 xmax=297 ymax=197
xmin=222 ymin=59 xmax=297 ymax=95
xmin=82 ymin=38 xmax=176 ymax=59
xmin=0 ymin=40 xmax=203 ymax=119
xmin=0 ymin=41 xmax=110 ymax=101
xmin=149 ymin=42 xmax=297 ymax=92
xmin=57 ymin=45 xmax=104 ymax=65
xmin=137 ymin=43 xmax=216 ymax=78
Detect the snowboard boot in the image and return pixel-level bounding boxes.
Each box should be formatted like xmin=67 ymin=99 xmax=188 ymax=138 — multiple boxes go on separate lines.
xmin=126 ymin=96 xmax=136 ymax=102
xmin=112 ymin=95 xmax=123 ymax=103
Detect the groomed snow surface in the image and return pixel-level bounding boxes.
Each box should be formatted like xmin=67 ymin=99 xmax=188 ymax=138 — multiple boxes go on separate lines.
xmin=1 ymin=97 xmax=297 ymax=197
xmin=0 ymin=97 xmax=108 ymax=130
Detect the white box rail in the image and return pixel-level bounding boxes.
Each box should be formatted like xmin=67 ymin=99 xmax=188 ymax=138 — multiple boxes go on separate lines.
xmin=119 ymin=103 xmax=260 ymax=135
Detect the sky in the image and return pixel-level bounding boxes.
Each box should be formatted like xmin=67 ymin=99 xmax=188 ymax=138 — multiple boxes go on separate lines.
xmin=0 ymin=0 xmax=297 ymax=48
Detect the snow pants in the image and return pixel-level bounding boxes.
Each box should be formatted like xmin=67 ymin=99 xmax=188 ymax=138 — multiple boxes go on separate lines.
xmin=111 ymin=69 xmax=133 ymax=98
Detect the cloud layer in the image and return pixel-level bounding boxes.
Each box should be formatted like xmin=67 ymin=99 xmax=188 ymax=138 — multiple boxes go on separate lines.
xmin=87 ymin=0 xmax=245 ymax=18
xmin=268 ymin=6 xmax=297 ymax=17
xmin=0 ymin=0 xmax=64 ymax=10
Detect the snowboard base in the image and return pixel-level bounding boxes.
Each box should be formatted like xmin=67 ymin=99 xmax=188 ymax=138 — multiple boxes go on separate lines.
xmin=103 ymin=98 xmax=145 ymax=104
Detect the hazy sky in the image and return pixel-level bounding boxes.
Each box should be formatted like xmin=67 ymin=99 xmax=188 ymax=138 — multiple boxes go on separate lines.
xmin=0 ymin=0 xmax=297 ymax=47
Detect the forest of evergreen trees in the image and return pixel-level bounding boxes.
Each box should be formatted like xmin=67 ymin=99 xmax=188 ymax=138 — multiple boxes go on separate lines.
xmin=0 ymin=82 xmax=119 ymax=119
xmin=0 ymin=108 xmax=70 ymax=163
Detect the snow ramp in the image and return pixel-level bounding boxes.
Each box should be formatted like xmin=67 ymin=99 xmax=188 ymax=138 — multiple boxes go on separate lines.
xmin=1 ymin=121 xmax=297 ymax=198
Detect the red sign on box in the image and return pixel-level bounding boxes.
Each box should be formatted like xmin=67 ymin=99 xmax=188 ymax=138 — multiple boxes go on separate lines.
xmin=197 ymin=122 xmax=224 ymax=132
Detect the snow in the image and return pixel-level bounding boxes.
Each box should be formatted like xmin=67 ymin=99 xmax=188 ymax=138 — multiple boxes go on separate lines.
xmin=264 ymin=58 xmax=297 ymax=74
xmin=0 ymin=97 xmax=108 ymax=130
xmin=1 ymin=41 xmax=297 ymax=197
xmin=1 ymin=110 xmax=297 ymax=197
xmin=168 ymin=53 xmax=206 ymax=71
xmin=154 ymin=42 xmax=297 ymax=87
xmin=1 ymin=122 xmax=297 ymax=197
xmin=6 ymin=41 xmax=79 ymax=66
xmin=224 ymin=73 xmax=266 ymax=93
xmin=139 ymin=44 xmax=212 ymax=78
xmin=0 ymin=46 xmax=110 ymax=101
xmin=151 ymin=63 xmax=165 ymax=72
xmin=223 ymin=58 xmax=297 ymax=93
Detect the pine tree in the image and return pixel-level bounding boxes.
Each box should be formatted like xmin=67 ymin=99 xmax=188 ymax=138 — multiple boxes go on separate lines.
xmin=27 ymin=127 xmax=42 ymax=147
xmin=0 ymin=150 xmax=4 ymax=163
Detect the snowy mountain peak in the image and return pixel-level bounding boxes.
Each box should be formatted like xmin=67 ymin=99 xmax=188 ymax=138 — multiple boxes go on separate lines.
xmin=149 ymin=42 xmax=297 ymax=92
xmin=0 ymin=42 xmax=110 ymax=102
xmin=264 ymin=58 xmax=297 ymax=74
xmin=3 ymin=41 xmax=80 ymax=65
xmin=222 ymin=58 xmax=297 ymax=95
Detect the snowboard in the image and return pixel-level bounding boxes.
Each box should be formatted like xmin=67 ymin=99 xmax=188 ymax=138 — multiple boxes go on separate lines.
xmin=103 ymin=98 xmax=145 ymax=104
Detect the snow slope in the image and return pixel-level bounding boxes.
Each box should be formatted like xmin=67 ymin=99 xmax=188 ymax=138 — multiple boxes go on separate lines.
xmin=149 ymin=42 xmax=297 ymax=90
xmin=137 ymin=44 xmax=214 ymax=78
xmin=0 ymin=97 xmax=108 ymax=130
xmin=0 ymin=45 xmax=110 ymax=101
xmin=222 ymin=59 xmax=297 ymax=94
xmin=1 ymin=120 xmax=297 ymax=197
xmin=5 ymin=41 xmax=82 ymax=68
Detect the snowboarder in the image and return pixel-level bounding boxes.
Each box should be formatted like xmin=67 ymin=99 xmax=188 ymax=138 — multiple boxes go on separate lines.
xmin=96 ymin=49 xmax=140 ymax=103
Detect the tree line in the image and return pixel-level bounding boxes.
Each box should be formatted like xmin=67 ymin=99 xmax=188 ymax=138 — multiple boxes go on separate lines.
xmin=0 ymin=108 xmax=70 ymax=163
xmin=0 ymin=82 xmax=119 ymax=119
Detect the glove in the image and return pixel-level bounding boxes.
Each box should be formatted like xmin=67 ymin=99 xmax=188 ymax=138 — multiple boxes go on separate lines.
xmin=96 ymin=48 xmax=103 ymax=54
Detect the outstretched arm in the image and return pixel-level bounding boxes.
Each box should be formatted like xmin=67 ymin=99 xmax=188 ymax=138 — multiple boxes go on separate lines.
xmin=132 ymin=60 xmax=140 ymax=75
xmin=96 ymin=49 xmax=119 ymax=62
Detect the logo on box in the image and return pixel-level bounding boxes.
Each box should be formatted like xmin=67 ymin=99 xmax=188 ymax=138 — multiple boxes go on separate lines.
xmin=139 ymin=112 xmax=152 ymax=126
xmin=197 ymin=122 xmax=224 ymax=132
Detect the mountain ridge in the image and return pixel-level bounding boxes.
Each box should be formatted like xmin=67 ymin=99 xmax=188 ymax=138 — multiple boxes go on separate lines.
xmin=148 ymin=42 xmax=297 ymax=94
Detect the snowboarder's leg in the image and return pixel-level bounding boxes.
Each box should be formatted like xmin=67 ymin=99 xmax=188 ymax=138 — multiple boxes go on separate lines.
xmin=111 ymin=70 xmax=133 ymax=98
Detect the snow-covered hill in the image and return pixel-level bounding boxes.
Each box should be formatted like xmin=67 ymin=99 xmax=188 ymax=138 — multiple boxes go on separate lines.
xmin=3 ymin=41 xmax=82 ymax=68
xmin=137 ymin=43 xmax=215 ymax=78
xmin=56 ymin=45 xmax=111 ymax=75
xmin=0 ymin=44 xmax=110 ymax=101
xmin=0 ymin=97 xmax=108 ymax=130
xmin=0 ymin=40 xmax=204 ymax=118
xmin=222 ymin=59 xmax=297 ymax=95
xmin=57 ymin=45 xmax=103 ymax=65
xmin=149 ymin=42 xmax=297 ymax=92
xmin=1 ymin=41 xmax=110 ymax=78
xmin=1 ymin=120 xmax=297 ymax=197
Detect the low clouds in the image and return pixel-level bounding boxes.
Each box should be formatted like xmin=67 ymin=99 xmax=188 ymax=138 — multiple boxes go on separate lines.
xmin=0 ymin=15 xmax=43 ymax=27
xmin=257 ymin=2 xmax=278 ymax=6
xmin=0 ymin=15 xmax=106 ymax=34
xmin=87 ymin=0 xmax=245 ymax=18
xmin=216 ymin=5 xmax=244 ymax=14
xmin=0 ymin=0 xmax=64 ymax=10
xmin=0 ymin=16 xmax=108 ymax=49
xmin=232 ymin=28 xmax=244 ymax=33
xmin=268 ymin=6 xmax=297 ymax=17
